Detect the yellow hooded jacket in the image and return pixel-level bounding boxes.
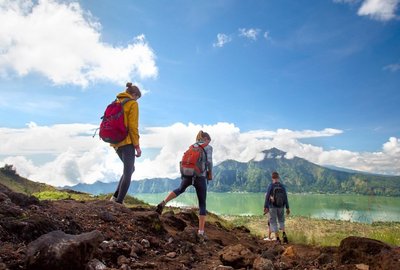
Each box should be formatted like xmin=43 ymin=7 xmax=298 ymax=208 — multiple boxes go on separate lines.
xmin=111 ymin=91 xmax=140 ymax=149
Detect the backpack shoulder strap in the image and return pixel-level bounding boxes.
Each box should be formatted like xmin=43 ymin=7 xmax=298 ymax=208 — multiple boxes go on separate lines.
xmin=196 ymin=143 xmax=208 ymax=162
xmin=191 ymin=143 xmax=208 ymax=174
xmin=121 ymin=98 xmax=134 ymax=106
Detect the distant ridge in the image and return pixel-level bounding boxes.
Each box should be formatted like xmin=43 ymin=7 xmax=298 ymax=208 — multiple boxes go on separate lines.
xmin=67 ymin=148 xmax=400 ymax=196
xmin=323 ymin=165 xmax=379 ymax=175
xmin=208 ymin=147 xmax=400 ymax=196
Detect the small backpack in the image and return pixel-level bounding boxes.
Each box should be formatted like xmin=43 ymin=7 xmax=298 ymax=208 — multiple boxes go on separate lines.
xmin=99 ymin=98 xmax=132 ymax=144
xmin=272 ymin=184 xmax=285 ymax=207
xmin=180 ymin=143 xmax=207 ymax=177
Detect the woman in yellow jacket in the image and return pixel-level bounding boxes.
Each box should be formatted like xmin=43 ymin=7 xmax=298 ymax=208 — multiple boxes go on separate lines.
xmin=110 ymin=82 xmax=142 ymax=204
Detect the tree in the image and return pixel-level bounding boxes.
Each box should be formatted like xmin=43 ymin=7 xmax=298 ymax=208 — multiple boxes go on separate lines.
xmin=0 ymin=164 xmax=17 ymax=176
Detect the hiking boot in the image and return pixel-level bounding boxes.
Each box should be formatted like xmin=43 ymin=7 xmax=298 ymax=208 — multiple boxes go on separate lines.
xmin=283 ymin=235 xmax=289 ymax=244
xmin=156 ymin=201 xmax=165 ymax=215
xmin=276 ymin=237 xmax=281 ymax=244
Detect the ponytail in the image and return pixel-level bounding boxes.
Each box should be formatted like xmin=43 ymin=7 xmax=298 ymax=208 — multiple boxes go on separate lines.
xmin=126 ymin=82 xmax=141 ymax=98
xmin=196 ymin=130 xmax=204 ymax=142
xmin=196 ymin=130 xmax=211 ymax=142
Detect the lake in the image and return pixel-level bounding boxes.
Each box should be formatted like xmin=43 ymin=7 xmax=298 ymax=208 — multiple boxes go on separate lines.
xmin=135 ymin=191 xmax=400 ymax=224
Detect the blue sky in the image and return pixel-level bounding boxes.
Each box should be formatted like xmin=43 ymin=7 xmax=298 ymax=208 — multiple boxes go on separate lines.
xmin=0 ymin=0 xmax=399 ymax=186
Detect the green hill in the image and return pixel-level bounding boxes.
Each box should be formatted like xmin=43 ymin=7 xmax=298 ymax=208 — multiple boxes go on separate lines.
xmin=0 ymin=164 xmax=57 ymax=195
xmin=0 ymin=164 xmax=147 ymax=204
xmin=209 ymin=148 xmax=400 ymax=196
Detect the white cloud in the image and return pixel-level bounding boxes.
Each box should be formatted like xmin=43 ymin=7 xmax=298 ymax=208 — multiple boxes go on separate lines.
xmin=384 ymin=63 xmax=400 ymax=72
xmin=334 ymin=0 xmax=400 ymax=21
xmin=383 ymin=137 xmax=400 ymax=155
xmin=0 ymin=121 xmax=99 ymax=155
xmin=263 ymin=31 xmax=270 ymax=40
xmin=238 ymin=28 xmax=261 ymax=41
xmin=0 ymin=122 xmax=121 ymax=186
xmin=0 ymin=0 xmax=158 ymax=87
xmin=214 ymin=28 xmax=268 ymax=47
xmin=1 ymin=122 xmax=399 ymax=186
xmin=358 ymin=0 xmax=399 ymax=21
xmin=213 ymin=33 xmax=232 ymax=48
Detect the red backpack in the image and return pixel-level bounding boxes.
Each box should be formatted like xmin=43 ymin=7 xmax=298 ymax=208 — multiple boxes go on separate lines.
xmin=99 ymin=98 xmax=132 ymax=144
xmin=180 ymin=143 xmax=208 ymax=177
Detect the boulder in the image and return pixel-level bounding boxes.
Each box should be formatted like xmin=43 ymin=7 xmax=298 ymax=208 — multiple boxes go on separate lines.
xmin=339 ymin=236 xmax=392 ymax=265
xmin=133 ymin=211 xmax=166 ymax=234
xmin=163 ymin=212 xmax=187 ymax=231
xmin=26 ymin=230 xmax=104 ymax=270
xmin=219 ymin=243 xmax=255 ymax=268
xmin=338 ymin=236 xmax=400 ymax=269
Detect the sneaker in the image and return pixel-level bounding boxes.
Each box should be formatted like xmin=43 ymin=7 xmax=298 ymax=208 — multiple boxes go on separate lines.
xmin=283 ymin=235 xmax=289 ymax=244
xmin=110 ymin=196 xmax=128 ymax=207
xmin=263 ymin=237 xmax=274 ymax=241
xmin=156 ymin=201 xmax=165 ymax=215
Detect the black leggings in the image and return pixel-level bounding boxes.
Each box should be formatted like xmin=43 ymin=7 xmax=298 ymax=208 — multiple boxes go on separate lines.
xmin=173 ymin=176 xmax=207 ymax=215
xmin=113 ymin=144 xmax=135 ymax=203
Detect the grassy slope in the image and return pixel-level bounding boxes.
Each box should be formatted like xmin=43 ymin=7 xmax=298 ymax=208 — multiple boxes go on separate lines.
xmin=0 ymin=170 xmax=57 ymax=194
xmin=33 ymin=190 xmax=148 ymax=205
xmin=0 ymin=170 xmax=147 ymax=205
xmin=224 ymin=215 xmax=400 ymax=246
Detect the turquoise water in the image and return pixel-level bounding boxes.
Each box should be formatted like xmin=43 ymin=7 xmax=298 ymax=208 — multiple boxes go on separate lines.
xmin=135 ymin=191 xmax=400 ymax=224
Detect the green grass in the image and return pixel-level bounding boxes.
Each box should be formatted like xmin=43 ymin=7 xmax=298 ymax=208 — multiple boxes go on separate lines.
xmin=0 ymin=170 xmax=56 ymax=195
xmin=33 ymin=190 xmax=92 ymax=200
xmin=95 ymin=193 xmax=149 ymax=206
xmin=32 ymin=190 xmax=149 ymax=207
xmin=223 ymin=215 xmax=400 ymax=246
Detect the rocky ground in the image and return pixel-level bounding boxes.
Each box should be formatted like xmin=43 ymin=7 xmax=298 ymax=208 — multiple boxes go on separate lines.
xmin=0 ymin=183 xmax=399 ymax=270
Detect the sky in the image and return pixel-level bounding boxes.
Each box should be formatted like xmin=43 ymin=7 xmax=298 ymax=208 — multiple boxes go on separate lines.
xmin=0 ymin=0 xmax=399 ymax=187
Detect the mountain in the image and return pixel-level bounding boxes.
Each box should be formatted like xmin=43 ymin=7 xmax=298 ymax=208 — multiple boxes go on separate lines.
xmin=209 ymin=148 xmax=400 ymax=196
xmin=323 ymin=165 xmax=377 ymax=175
xmin=68 ymin=148 xmax=400 ymax=196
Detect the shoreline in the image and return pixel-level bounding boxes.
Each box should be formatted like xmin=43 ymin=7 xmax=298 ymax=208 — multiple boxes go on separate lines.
xmin=135 ymin=192 xmax=400 ymax=223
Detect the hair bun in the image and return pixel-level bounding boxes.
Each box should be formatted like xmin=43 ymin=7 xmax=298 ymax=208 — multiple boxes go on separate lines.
xmin=126 ymin=82 xmax=132 ymax=87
